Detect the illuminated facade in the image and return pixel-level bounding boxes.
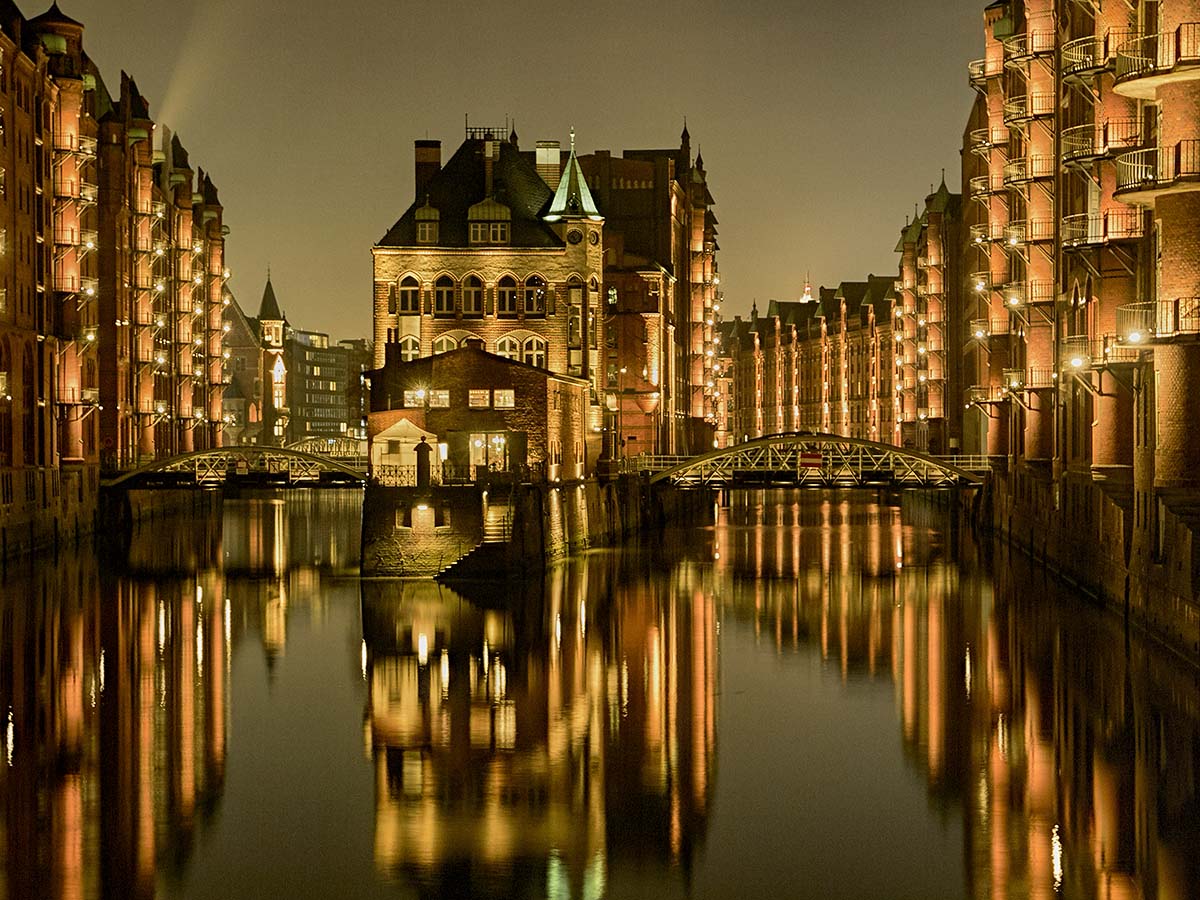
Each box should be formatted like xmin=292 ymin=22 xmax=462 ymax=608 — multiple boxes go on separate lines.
xmin=0 ymin=1 xmax=229 ymax=556
xmin=724 ymin=277 xmax=898 ymax=445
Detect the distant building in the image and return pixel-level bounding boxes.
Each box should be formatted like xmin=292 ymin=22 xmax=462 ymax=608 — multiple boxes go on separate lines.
xmin=286 ymin=329 xmax=351 ymax=442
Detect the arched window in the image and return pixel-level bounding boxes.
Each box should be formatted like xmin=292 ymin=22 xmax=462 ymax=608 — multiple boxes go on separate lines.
xmin=398 ymin=276 xmax=420 ymax=314
xmin=524 ymin=275 xmax=546 ymax=316
xmin=497 ymin=336 xmax=521 ymax=359
xmin=432 ymin=335 xmax=457 ymax=355
xmin=434 ymin=275 xmax=455 ymax=317
xmin=497 ymin=276 xmax=518 ymax=318
xmin=398 ymin=335 xmax=419 ymax=362
xmin=523 ymin=336 xmax=547 ymax=368
xmin=463 ymin=276 xmax=484 ymax=317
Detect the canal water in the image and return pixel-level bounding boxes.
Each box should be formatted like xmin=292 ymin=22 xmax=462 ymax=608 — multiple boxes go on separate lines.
xmin=0 ymin=489 xmax=1196 ymax=899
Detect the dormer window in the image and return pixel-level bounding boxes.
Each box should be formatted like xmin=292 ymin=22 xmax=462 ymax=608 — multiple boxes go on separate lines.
xmin=468 ymin=197 xmax=511 ymax=245
xmin=415 ymin=200 xmax=439 ymax=244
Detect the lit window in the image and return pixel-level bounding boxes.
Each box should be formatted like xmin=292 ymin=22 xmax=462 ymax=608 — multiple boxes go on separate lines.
xmin=416 ymin=221 xmax=438 ymax=244
xmin=463 ymin=275 xmax=484 ymax=317
xmin=523 ymin=336 xmax=547 ymax=368
xmin=497 ymin=277 xmax=518 ymax=317
xmin=468 ymin=389 xmax=490 ymax=408
xmin=398 ymin=335 xmax=419 ymax=362
xmin=429 ymin=389 xmax=450 ymax=408
xmin=403 ymin=390 xmax=425 ymax=407
xmin=494 ymin=389 xmax=515 ymax=409
xmin=434 ymin=275 xmax=455 ymax=317
xmin=497 ymin=336 xmax=521 ymax=359
xmin=398 ymin=276 xmax=420 ymax=313
xmin=524 ymin=275 xmax=546 ymax=316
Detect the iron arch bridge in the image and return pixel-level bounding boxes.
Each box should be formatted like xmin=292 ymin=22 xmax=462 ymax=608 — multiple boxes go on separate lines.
xmin=104 ymin=446 xmax=367 ymax=489
xmin=637 ymin=434 xmax=987 ymax=488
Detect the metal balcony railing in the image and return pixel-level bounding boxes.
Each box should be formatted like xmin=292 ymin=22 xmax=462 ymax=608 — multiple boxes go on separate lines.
xmin=969 ymin=172 xmax=1006 ymax=196
xmin=968 ymin=56 xmax=1003 ymax=89
xmin=969 ymin=271 xmax=994 ymax=293
xmin=1004 ymin=92 xmax=1056 ymax=124
xmin=1062 ymin=209 xmax=1146 ymax=246
xmin=1063 ymin=35 xmax=1107 ymax=77
xmin=1062 ymin=118 xmax=1144 ymax=165
xmin=53 ymin=228 xmax=98 ymax=250
xmin=1061 ymin=335 xmax=1094 ymax=371
xmin=1004 ymin=219 xmax=1055 ymax=245
xmin=1115 ymin=24 xmax=1200 ymax=85
xmin=969 ymin=126 xmax=1008 ymax=153
xmin=1115 ymin=141 xmax=1200 ymax=194
xmin=1004 ymin=29 xmax=1056 ymax=66
xmin=1003 ymin=155 xmax=1056 ymax=185
xmin=1002 ymin=281 xmax=1056 ymax=309
xmin=58 ymin=386 xmax=100 ymax=405
xmin=1118 ymin=298 xmax=1200 ymax=341
xmin=967 ymin=384 xmax=1008 ymax=404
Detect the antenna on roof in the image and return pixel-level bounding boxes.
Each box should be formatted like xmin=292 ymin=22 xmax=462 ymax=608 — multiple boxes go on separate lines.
xmin=569 ymin=125 xmax=576 ymax=152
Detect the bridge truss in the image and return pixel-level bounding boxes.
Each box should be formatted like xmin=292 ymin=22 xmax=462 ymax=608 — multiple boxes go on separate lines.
xmin=639 ymin=434 xmax=987 ymax=488
xmin=105 ymin=446 xmax=367 ymax=489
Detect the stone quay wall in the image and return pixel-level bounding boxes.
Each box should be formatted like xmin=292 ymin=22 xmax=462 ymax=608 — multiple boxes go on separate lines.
xmin=361 ymin=475 xmax=711 ymax=578
xmin=1 ymin=464 xmax=98 ymax=562
xmin=981 ymin=468 xmax=1200 ymax=664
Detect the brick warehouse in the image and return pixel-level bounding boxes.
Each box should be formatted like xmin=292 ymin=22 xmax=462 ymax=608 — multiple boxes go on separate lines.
xmin=371 ymin=123 xmax=721 ymax=462
xmin=0 ymin=2 xmax=228 ymax=556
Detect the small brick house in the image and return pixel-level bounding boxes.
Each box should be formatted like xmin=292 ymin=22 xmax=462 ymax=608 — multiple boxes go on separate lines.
xmin=367 ymin=341 xmax=592 ymax=481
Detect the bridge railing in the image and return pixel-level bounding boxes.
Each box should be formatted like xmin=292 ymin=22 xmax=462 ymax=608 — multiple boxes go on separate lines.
xmin=631 ymin=452 xmax=993 ymax=475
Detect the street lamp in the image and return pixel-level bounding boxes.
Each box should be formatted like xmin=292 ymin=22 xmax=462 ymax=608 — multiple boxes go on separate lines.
xmin=617 ymin=366 xmax=627 ymax=462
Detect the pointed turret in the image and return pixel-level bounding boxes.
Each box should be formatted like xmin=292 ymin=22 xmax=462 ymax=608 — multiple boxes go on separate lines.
xmin=544 ymin=128 xmax=601 ymax=221
xmin=259 ymin=274 xmax=282 ymax=322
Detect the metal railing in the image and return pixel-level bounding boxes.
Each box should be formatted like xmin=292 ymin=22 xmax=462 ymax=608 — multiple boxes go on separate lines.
xmin=1004 ymin=92 xmax=1056 ymax=124
xmin=968 ymin=56 xmax=1003 ymax=88
xmin=969 ymin=271 xmax=994 ymax=293
xmin=1060 ymin=335 xmax=1093 ymax=370
xmin=1063 ymin=35 xmax=1106 ymax=76
xmin=1004 ymin=218 xmax=1055 ymax=245
xmin=1115 ymin=24 xmax=1200 ymax=83
xmin=1115 ymin=141 xmax=1200 ymax=194
xmin=967 ymin=385 xmax=1009 ymax=404
xmin=1004 ymin=29 xmax=1056 ymax=65
xmin=1002 ymin=281 xmax=1056 ymax=308
xmin=1003 ymin=155 xmax=1056 ymax=185
xmin=970 ymin=222 xmax=1004 ymax=244
xmin=1117 ymin=298 xmax=1200 ymax=340
xmin=1063 ymin=209 xmax=1146 ymax=246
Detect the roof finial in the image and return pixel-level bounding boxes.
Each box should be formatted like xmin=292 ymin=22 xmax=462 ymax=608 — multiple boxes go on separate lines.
xmin=569 ymin=125 xmax=576 ymax=153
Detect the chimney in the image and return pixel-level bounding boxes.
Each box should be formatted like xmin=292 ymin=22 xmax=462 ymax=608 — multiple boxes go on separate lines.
xmin=536 ymin=141 xmax=561 ymax=190
xmin=414 ymin=140 xmax=441 ymax=200
xmin=484 ymin=139 xmax=495 ymax=197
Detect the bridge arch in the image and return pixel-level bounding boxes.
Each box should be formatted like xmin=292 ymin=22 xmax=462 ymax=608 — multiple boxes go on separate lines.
xmin=104 ymin=446 xmax=366 ymax=489
xmin=646 ymin=433 xmax=985 ymax=488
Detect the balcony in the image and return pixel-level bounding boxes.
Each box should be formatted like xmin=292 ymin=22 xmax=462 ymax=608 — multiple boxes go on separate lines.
xmin=1060 ymin=335 xmax=1094 ymax=371
xmin=967 ymin=384 xmax=1009 ymax=404
xmin=969 ymin=271 xmax=994 ymax=293
xmin=1117 ymin=298 xmax=1200 ymax=342
xmin=1114 ymin=24 xmax=1200 ymax=100
xmin=1003 ymin=218 xmax=1055 ymax=246
xmin=969 ymin=125 xmax=1008 ymax=154
xmin=969 ymin=172 xmax=1006 ymax=197
xmin=1003 ymin=29 xmax=1056 ymax=67
xmin=1062 ymin=209 xmax=1146 ymax=248
xmin=54 ymin=275 xmax=99 ymax=298
xmin=53 ymin=228 xmax=98 ymax=251
xmin=969 ymin=318 xmax=1012 ymax=342
xmin=970 ymin=222 xmax=1004 ymax=245
xmin=1004 ymin=367 xmax=1055 ymax=389
xmin=968 ymin=56 xmax=1003 ymax=90
xmin=1061 ymin=118 xmax=1143 ymax=167
xmin=1002 ymin=280 xmax=1056 ymax=309
xmin=1115 ymin=141 xmax=1200 ymax=202
xmin=58 ymin=386 xmax=100 ymax=405
xmin=1003 ymin=92 xmax=1055 ymax=125
xmin=1063 ymin=35 xmax=1108 ymax=79
xmin=1003 ymin=155 xmax=1055 ymax=185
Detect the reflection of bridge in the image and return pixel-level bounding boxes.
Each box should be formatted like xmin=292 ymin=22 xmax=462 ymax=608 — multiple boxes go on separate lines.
xmin=104 ymin=446 xmax=366 ymax=489
xmin=633 ymin=434 xmax=988 ymax=488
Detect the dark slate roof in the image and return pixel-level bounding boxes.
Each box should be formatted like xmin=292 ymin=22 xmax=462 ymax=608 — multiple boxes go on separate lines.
xmin=124 ymin=72 xmax=151 ymax=120
xmin=259 ymin=278 xmax=282 ymax=321
xmin=767 ymin=299 xmax=823 ymax=329
xmin=378 ymin=139 xmax=562 ymax=249
xmin=861 ymin=275 xmax=896 ymax=323
xmin=202 ymin=172 xmax=221 ymax=206
xmin=31 ymin=2 xmax=83 ymax=28
xmin=171 ymin=133 xmax=190 ymax=171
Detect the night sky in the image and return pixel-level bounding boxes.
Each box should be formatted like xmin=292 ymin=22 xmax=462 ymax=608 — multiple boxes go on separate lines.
xmin=42 ymin=0 xmax=982 ymax=339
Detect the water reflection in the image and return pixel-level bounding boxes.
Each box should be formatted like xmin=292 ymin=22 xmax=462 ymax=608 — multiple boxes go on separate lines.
xmin=0 ymin=488 xmax=1195 ymax=899
xmin=361 ymin=548 xmax=717 ymax=898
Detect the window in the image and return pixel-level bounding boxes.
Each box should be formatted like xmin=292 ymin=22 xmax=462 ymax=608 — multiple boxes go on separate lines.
xmin=469 ymin=222 xmax=487 ymax=244
xmin=469 ymin=389 xmax=490 ymax=408
xmin=416 ymin=221 xmax=437 ymax=244
xmin=403 ymin=389 xmax=426 ymax=407
xmin=497 ymin=276 xmax=518 ymax=317
xmin=490 ymin=222 xmax=509 ymax=243
xmin=463 ymin=276 xmax=483 ymax=317
xmin=524 ymin=275 xmax=546 ymax=316
xmin=523 ymin=336 xmax=547 ymax=368
xmin=494 ymin=389 xmax=515 ymax=409
xmin=434 ymin=275 xmax=455 ymax=317
xmin=429 ymin=389 xmax=450 ymax=408
xmin=497 ymin=336 xmax=521 ymax=359
xmin=398 ymin=335 xmax=419 ymax=362
xmin=398 ymin=276 xmax=419 ymax=314
xmin=432 ymin=335 xmax=457 ymax=354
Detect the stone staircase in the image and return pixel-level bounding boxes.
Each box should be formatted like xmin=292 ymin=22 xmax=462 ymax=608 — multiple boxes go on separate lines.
xmin=437 ymin=499 xmax=514 ymax=580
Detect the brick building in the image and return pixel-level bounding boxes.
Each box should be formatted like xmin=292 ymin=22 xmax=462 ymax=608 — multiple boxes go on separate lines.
xmin=724 ymin=277 xmax=897 ymax=445
xmin=367 ymin=341 xmax=589 ymax=482
xmin=0 ymin=2 xmax=228 ymax=553
xmin=372 ymin=123 xmax=721 ymax=463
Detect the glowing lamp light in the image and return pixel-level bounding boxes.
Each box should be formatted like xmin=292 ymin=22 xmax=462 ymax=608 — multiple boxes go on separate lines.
xmin=1127 ymin=330 xmax=1142 ymax=343
xmin=1007 ymin=295 xmax=1020 ymax=307
xmin=85 ymin=239 xmax=95 ymax=250
xmin=975 ymin=281 xmax=986 ymax=292
xmin=1008 ymin=236 xmax=1018 ymax=246
xmin=1070 ymin=356 xmax=1084 ymax=368
xmin=155 ymin=282 xmax=165 ymax=293
xmin=155 ymin=248 xmax=164 ymax=257
xmin=974 ymin=329 xmax=986 ymax=339
xmin=194 ymin=275 xmax=203 ymax=285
